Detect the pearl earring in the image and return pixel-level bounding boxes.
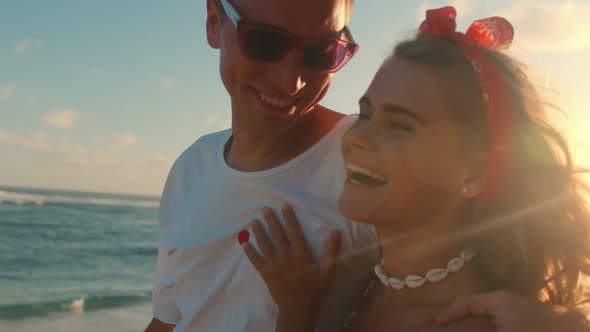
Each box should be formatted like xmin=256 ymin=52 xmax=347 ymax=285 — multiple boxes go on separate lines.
xmin=462 ymin=186 xmax=470 ymax=196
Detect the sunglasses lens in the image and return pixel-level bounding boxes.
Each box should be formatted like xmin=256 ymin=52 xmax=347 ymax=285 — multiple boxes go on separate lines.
xmin=303 ymin=41 xmax=348 ymax=71
xmin=238 ymin=22 xmax=357 ymax=72
xmin=243 ymin=28 xmax=289 ymax=62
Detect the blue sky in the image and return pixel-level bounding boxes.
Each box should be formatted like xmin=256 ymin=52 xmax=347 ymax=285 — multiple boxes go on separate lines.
xmin=1 ymin=0 xmax=589 ymax=195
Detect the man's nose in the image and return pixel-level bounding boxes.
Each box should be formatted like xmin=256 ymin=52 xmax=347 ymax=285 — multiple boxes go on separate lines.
xmin=269 ymin=50 xmax=307 ymax=96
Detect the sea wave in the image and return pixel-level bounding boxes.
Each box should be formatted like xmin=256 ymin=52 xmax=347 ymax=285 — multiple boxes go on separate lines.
xmin=0 ymin=292 xmax=152 ymax=320
xmin=0 ymin=190 xmax=159 ymax=209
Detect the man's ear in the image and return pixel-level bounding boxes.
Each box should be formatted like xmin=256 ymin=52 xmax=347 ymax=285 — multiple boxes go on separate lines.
xmin=206 ymin=0 xmax=222 ymax=49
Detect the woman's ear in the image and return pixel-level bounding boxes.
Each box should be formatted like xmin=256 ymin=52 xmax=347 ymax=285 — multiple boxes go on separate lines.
xmin=459 ymin=153 xmax=487 ymax=198
xmin=206 ymin=0 xmax=222 ymax=49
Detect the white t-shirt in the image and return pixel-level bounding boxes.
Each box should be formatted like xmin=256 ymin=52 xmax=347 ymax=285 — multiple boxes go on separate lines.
xmin=153 ymin=114 xmax=379 ymax=332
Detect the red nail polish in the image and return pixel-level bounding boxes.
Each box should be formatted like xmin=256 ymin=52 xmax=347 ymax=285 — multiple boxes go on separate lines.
xmin=238 ymin=230 xmax=250 ymax=245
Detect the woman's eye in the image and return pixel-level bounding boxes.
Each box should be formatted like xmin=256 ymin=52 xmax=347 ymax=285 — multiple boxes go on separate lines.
xmin=356 ymin=111 xmax=371 ymax=120
xmin=389 ymin=123 xmax=414 ymax=133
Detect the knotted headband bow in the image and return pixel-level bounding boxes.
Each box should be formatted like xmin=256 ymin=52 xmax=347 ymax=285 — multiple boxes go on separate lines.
xmin=418 ymin=6 xmax=515 ymax=201
xmin=418 ymin=6 xmax=514 ymax=50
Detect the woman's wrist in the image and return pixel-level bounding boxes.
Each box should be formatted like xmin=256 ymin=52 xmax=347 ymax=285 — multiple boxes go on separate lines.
xmin=275 ymin=304 xmax=320 ymax=332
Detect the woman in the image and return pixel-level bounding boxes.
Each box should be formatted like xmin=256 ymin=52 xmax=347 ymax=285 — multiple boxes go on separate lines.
xmin=240 ymin=7 xmax=590 ymax=332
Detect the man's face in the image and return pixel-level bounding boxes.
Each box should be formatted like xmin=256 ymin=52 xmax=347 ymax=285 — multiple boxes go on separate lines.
xmin=206 ymin=0 xmax=350 ymax=132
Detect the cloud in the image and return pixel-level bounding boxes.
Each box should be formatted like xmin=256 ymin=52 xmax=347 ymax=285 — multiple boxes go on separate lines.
xmin=498 ymin=1 xmax=590 ymax=52
xmin=160 ymin=77 xmax=176 ymax=88
xmin=0 ymin=85 xmax=14 ymax=101
xmin=54 ymin=142 xmax=90 ymax=164
xmin=0 ymin=128 xmax=172 ymax=195
xmin=59 ymin=148 xmax=114 ymax=166
xmin=42 ymin=109 xmax=80 ymax=129
xmin=141 ymin=155 xmax=174 ymax=170
xmin=0 ymin=128 xmax=140 ymax=165
xmin=203 ymin=115 xmax=231 ymax=131
xmin=0 ymin=130 xmax=51 ymax=150
xmin=152 ymin=156 xmax=173 ymax=165
xmin=0 ymin=129 xmax=110 ymax=166
xmin=112 ymin=134 xmax=139 ymax=148
xmin=15 ymin=40 xmax=41 ymax=54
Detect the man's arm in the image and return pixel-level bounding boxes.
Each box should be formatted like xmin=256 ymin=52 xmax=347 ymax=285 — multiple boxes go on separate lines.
xmin=147 ymin=159 xmax=183 ymax=331
xmin=145 ymin=317 xmax=175 ymax=332
xmin=146 ymin=243 xmax=181 ymax=331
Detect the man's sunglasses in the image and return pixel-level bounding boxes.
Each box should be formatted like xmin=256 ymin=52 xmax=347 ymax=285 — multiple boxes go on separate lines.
xmin=216 ymin=0 xmax=360 ymax=73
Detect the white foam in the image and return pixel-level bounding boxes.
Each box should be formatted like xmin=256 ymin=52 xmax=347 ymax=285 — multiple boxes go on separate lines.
xmin=0 ymin=302 xmax=152 ymax=332
xmin=69 ymin=298 xmax=85 ymax=314
xmin=0 ymin=190 xmax=158 ymax=209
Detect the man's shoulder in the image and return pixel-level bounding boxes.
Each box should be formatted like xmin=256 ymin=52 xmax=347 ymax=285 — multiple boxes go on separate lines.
xmin=171 ymin=128 xmax=231 ymax=173
xmin=161 ymin=128 xmax=230 ymax=199
xmin=158 ymin=129 xmax=231 ymax=233
xmin=306 ymin=110 xmax=357 ymax=165
xmin=315 ymin=104 xmax=344 ymax=117
xmin=181 ymin=128 xmax=231 ymax=160
xmin=314 ymin=105 xmax=347 ymax=130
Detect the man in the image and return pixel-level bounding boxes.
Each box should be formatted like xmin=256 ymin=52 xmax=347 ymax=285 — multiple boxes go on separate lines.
xmin=146 ymin=0 xmax=590 ymax=331
xmin=146 ymin=0 xmax=379 ymax=331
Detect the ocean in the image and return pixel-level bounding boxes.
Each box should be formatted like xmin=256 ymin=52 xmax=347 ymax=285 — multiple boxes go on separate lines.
xmin=0 ymin=186 xmax=160 ymax=331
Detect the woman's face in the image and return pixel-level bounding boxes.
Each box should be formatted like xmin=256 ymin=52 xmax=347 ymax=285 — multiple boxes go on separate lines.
xmin=339 ymin=57 xmax=474 ymax=232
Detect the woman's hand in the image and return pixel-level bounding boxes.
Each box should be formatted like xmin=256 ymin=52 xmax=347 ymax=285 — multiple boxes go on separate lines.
xmin=241 ymin=204 xmax=342 ymax=328
xmin=426 ymin=290 xmax=589 ymax=332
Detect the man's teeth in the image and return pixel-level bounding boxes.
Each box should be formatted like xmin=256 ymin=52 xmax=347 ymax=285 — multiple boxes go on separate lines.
xmin=346 ymin=163 xmax=388 ymax=183
xmin=259 ymin=91 xmax=295 ymax=108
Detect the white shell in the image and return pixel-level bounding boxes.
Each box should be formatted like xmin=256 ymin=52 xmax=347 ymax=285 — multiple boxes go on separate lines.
xmin=388 ymin=278 xmax=405 ymax=290
xmin=426 ymin=268 xmax=447 ymax=282
xmin=405 ymin=275 xmax=425 ymax=288
xmin=373 ymin=249 xmax=475 ymax=291
xmin=374 ymin=265 xmax=389 ymax=285
xmin=462 ymin=249 xmax=476 ymax=261
xmin=448 ymin=257 xmax=464 ymax=272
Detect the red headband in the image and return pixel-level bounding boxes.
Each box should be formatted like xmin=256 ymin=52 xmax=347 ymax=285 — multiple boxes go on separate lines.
xmin=418 ymin=6 xmax=515 ymax=202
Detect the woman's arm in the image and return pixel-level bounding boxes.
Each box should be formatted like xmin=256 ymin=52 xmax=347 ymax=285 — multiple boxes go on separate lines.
xmin=429 ymin=291 xmax=589 ymax=332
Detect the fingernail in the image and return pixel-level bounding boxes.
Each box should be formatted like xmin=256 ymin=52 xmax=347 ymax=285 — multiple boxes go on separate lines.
xmin=281 ymin=204 xmax=290 ymax=211
xmin=238 ymin=230 xmax=250 ymax=245
xmin=263 ymin=207 xmax=272 ymax=215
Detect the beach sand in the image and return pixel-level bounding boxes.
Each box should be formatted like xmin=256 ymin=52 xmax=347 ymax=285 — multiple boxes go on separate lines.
xmin=0 ymin=303 xmax=152 ymax=332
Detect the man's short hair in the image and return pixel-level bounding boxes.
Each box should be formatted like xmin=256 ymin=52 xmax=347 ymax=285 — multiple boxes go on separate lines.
xmin=217 ymin=0 xmax=355 ymax=23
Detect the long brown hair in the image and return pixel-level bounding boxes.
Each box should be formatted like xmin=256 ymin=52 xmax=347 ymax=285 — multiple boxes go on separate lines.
xmin=393 ymin=36 xmax=590 ymax=308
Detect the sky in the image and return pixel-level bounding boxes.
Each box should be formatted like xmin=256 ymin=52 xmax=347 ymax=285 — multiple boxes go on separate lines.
xmin=0 ymin=0 xmax=589 ymax=196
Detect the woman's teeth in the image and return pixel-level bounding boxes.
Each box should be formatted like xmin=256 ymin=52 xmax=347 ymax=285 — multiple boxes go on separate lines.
xmin=346 ymin=162 xmax=388 ymax=184
xmin=258 ymin=91 xmax=295 ymax=108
